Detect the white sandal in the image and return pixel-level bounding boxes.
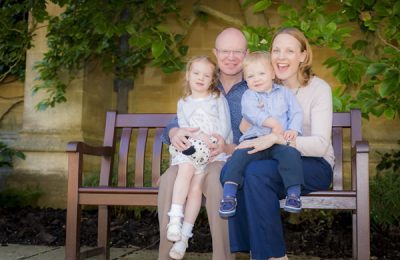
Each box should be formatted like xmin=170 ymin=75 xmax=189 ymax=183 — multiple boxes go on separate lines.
xmin=167 ymin=221 xmax=182 ymax=242
xmin=169 ymin=239 xmax=188 ymax=260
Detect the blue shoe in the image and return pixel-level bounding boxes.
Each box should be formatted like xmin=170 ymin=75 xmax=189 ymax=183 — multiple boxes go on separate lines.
xmin=284 ymin=194 xmax=302 ymax=213
xmin=219 ymin=196 xmax=237 ymax=218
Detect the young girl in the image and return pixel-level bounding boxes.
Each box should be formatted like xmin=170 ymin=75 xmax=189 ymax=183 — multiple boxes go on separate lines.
xmin=166 ymin=56 xmax=232 ymax=259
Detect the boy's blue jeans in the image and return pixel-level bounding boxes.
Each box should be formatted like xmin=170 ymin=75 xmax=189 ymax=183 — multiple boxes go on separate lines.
xmin=220 ymin=144 xmax=304 ymax=190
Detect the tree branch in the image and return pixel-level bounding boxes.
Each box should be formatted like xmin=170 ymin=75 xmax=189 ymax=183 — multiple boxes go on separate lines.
xmin=193 ymin=4 xmax=244 ymax=28
xmin=376 ymin=28 xmax=400 ymax=52
xmin=0 ymin=99 xmax=24 ymax=123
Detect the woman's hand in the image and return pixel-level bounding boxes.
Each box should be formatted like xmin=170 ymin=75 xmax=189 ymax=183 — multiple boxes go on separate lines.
xmin=236 ymin=133 xmax=284 ymax=154
xmin=169 ymin=127 xmax=199 ymax=151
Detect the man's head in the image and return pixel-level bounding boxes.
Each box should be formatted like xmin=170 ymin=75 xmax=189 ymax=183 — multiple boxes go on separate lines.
xmin=213 ymin=28 xmax=248 ymax=77
xmin=243 ymin=51 xmax=275 ymax=93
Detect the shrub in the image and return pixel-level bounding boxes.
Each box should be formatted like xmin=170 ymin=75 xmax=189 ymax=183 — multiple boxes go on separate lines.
xmin=0 ymin=141 xmax=25 ymax=168
xmin=370 ymin=142 xmax=400 ymax=230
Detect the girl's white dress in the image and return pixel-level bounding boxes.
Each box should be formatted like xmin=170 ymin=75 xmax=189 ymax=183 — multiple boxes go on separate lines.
xmin=170 ymin=93 xmax=233 ymax=174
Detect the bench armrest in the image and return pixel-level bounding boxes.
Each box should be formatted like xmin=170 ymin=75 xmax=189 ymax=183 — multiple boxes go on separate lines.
xmin=352 ymin=140 xmax=369 ymax=186
xmin=354 ymin=140 xmax=369 ymax=153
xmin=66 ymin=141 xmax=113 ymax=157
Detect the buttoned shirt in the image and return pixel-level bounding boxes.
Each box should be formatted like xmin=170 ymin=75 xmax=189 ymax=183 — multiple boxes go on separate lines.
xmin=240 ymin=83 xmax=303 ymax=142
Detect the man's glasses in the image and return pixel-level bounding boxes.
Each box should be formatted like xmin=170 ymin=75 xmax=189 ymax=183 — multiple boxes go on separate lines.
xmin=215 ymin=49 xmax=246 ymax=58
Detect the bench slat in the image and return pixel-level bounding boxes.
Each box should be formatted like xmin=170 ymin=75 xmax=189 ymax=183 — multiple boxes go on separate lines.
xmin=79 ymin=192 xmax=158 ymax=206
xmin=134 ymin=128 xmax=148 ymax=187
xmin=280 ymin=196 xmax=356 ymax=209
xmin=152 ymin=128 xmax=164 ymax=186
xmin=332 ymin=127 xmax=343 ymax=190
xmin=118 ymin=128 xmax=132 ymax=187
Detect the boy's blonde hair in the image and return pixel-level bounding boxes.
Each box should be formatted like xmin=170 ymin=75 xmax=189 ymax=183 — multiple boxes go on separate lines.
xmin=183 ymin=56 xmax=220 ymax=99
xmin=271 ymin=27 xmax=314 ymax=86
xmin=242 ymin=51 xmax=273 ymax=78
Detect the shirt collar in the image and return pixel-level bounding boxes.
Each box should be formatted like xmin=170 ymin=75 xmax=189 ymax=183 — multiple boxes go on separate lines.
xmin=217 ymin=79 xmax=247 ymax=95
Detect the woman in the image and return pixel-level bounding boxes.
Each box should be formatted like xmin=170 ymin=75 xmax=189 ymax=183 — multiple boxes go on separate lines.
xmin=222 ymin=27 xmax=334 ymax=259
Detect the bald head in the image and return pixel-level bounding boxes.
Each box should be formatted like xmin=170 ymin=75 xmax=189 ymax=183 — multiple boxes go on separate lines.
xmin=215 ymin=27 xmax=247 ymax=50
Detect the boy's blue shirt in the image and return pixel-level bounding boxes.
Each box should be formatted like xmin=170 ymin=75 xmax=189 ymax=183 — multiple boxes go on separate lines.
xmin=161 ymin=80 xmax=248 ymax=145
xmin=239 ymin=83 xmax=303 ymax=142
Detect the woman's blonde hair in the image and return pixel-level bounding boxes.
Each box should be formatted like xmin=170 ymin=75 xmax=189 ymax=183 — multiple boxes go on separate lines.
xmin=183 ymin=56 xmax=220 ymax=99
xmin=242 ymin=51 xmax=273 ymax=78
xmin=271 ymin=27 xmax=314 ymax=86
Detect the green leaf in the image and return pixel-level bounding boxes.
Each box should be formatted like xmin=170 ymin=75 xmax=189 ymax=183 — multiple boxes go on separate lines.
xmin=325 ymin=22 xmax=337 ymax=34
xmin=394 ymin=1 xmax=400 ymax=15
xmin=253 ymin=0 xmax=272 ymax=13
xmin=300 ymin=20 xmax=310 ymax=31
xmin=352 ymin=40 xmax=368 ymax=50
xmin=383 ymin=108 xmax=395 ymax=119
xmin=156 ymin=25 xmax=171 ymax=34
xmin=178 ymin=45 xmax=188 ymax=56
xmin=277 ymin=3 xmax=292 ymax=15
xmin=362 ymin=0 xmax=375 ymax=6
xmin=379 ymin=79 xmax=394 ymax=97
xmin=366 ymin=63 xmax=387 ymax=76
xmin=125 ymin=24 xmax=137 ymax=35
xmin=152 ymin=41 xmax=165 ymax=58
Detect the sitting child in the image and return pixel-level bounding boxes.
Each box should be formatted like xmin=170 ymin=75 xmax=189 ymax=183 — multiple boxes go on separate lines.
xmin=219 ymin=51 xmax=304 ymax=218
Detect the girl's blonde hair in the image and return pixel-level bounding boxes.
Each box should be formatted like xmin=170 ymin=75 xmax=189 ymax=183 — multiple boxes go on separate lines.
xmin=242 ymin=51 xmax=273 ymax=78
xmin=183 ymin=56 xmax=220 ymax=99
xmin=271 ymin=27 xmax=314 ymax=86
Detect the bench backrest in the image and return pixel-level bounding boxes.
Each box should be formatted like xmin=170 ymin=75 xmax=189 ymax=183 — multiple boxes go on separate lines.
xmin=98 ymin=110 xmax=362 ymax=191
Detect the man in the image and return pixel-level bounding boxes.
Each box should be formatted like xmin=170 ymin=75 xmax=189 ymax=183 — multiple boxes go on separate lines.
xmin=158 ymin=27 xmax=248 ymax=260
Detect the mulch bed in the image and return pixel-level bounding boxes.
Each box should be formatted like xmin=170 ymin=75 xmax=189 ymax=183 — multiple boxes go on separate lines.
xmin=0 ymin=207 xmax=399 ymax=259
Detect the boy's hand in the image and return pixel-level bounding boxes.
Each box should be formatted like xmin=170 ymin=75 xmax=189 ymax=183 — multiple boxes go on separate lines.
xmin=283 ymin=130 xmax=298 ymax=141
xmin=239 ymin=118 xmax=251 ymax=133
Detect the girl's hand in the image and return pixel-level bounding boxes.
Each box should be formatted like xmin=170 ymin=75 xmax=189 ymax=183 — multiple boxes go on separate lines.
xmin=170 ymin=127 xmax=199 ymax=151
xmin=283 ymin=130 xmax=298 ymax=141
xmin=209 ymin=133 xmax=225 ymax=158
xmin=197 ymin=131 xmax=213 ymax=147
xmin=236 ymin=133 xmax=282 ymax=154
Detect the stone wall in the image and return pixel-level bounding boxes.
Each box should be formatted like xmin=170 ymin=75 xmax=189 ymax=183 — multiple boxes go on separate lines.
xmin=1 ymin=0 xmax=399 ymax=208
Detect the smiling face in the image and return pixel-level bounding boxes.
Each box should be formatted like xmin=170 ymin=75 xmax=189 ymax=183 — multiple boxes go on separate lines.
xmin=213 ymin=28 xmax=247 ymax=77
xmin=244 ymin=59 xmax=275 ymax=93
xmin=186 ymin=59 xmax=215 ymax=98
xmin=271 ymin=33 xmax=307 ymax=88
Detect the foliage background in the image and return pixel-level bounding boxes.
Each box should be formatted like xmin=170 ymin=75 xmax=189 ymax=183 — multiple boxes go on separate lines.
xmin=1 ymin=0 xmax=399 ymax=118
xmin=0 ymin=0 xmax=399 ymax=228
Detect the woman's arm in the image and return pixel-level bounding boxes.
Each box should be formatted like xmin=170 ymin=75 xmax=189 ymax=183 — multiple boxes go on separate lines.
xmin=295 ymin=81 xmax=333 ymax=157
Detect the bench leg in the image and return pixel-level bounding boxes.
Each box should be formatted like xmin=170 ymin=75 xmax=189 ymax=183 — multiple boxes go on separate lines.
xmin=65 ymin=200 xmax=81 ymax=259
xmin=98 ymin=205 xmax=110 ymax=260
xmin=355 ymin=150 xmax=370 ymax=260
xmin=352 ymin=213 xmax=357 ymax=259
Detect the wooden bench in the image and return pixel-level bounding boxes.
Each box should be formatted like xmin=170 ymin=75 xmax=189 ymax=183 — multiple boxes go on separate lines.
xmin=65 ymin=109 xmax=370 ymax=260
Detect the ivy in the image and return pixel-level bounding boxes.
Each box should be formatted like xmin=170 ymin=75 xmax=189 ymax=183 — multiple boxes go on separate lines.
xmin=0 ymin=0 xmax=47 ymax=82
xmin=0 ymin=141 xmax=25 ymax=168
xmin=32 ymin=0 xmax=188 ymax=110
xmin=1 ymin=0 xmax=400 ymax=118
xmin=242 ymin=0 xmax=400 ymax=119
